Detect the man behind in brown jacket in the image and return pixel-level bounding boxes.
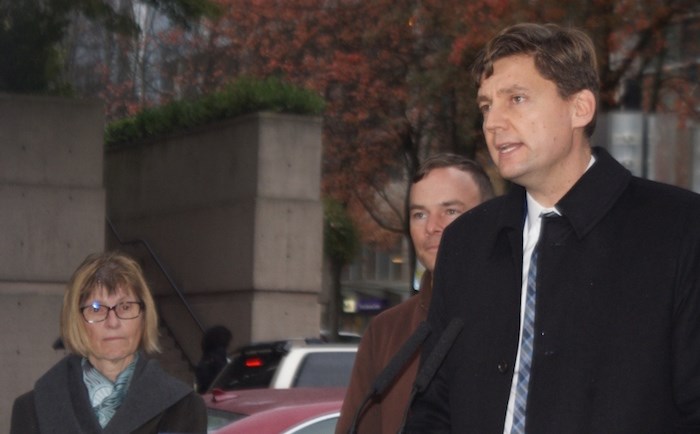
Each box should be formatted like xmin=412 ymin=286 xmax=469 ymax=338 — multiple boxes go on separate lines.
xmin=336 ymin=153 xmax=494 ymax=434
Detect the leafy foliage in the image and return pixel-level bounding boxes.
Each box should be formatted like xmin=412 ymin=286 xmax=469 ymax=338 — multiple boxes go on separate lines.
xmin=105 ymin=76 xmax=325 ymax=147
xmin=64 ymin=0 xmax=700 ymax=243
xmin=0 ymin=1 xmax=72 ymax=93
xmin=323 ymin=198 xmax=360 ymax=267
xmin=0 ymin=0 xmax=219 ymax=94
xmin=323 ymin=197 xmax=360 ymax=341
xmin=140 ymin=0 xmax=222 ymax=28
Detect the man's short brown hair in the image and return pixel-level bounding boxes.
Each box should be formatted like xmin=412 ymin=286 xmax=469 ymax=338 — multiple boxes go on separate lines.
xmin=471 ymin=22 xmax=600 ymax=137
xmin=413 ymin=153 xmax=494 ymax=201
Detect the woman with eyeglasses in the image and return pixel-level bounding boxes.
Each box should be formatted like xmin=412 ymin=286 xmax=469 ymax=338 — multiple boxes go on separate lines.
xmin=10 ymin=251 xmax=207 ymax=434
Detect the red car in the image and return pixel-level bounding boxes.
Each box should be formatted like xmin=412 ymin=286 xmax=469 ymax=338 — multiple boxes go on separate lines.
xmin=205 ymin=387 xmax=346 ymax=433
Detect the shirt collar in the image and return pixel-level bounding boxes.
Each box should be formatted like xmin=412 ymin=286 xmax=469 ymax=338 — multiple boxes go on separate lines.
xmin=497 ymin=147 xmax=631 ymax=239
xmin=526 ymin=153 xmax=595 ymax=224
xmin=556 ymin=147 xmax=631 ymax=238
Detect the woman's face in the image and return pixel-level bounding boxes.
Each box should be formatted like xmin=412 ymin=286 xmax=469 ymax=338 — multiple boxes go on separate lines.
xmin=82 ymin=285 xmax=143 ymax=374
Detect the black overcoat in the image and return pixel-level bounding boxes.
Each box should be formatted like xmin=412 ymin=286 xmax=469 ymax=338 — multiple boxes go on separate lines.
xmin=10 ymin=353 xmax=207 ymax=434
xmin=408 ymin=147 xmax=700 ymax=433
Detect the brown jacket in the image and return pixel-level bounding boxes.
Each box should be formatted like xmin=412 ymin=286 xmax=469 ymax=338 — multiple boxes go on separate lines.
xmin=336 ymin=274 xmax=432 ymax=434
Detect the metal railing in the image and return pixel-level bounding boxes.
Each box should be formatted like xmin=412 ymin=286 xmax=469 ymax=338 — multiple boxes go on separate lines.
xmin=106 ymin=218 xmax=204 ymax=368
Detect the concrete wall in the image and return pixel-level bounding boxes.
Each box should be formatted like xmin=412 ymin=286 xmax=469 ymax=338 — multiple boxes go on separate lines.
xmin=0 ymin=94 xmax=105 ymax=431
xmin=105 ymin=112 xmax=324 ymax=356
xmin=0 ymin=99 xmax=323 ymax=428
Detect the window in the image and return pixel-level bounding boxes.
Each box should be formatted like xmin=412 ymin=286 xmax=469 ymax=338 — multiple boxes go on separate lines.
xmin=292 ymin=352 xmax=357 ymax=387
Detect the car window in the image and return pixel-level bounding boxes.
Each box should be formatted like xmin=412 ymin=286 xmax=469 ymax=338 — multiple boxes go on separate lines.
xmin=210 ymin=351 xmax=283 ymax=391
xmin=284 ymin=415 xmax=339 ymax=434
xmin=292 ymin=352 xmax=356 ymax=387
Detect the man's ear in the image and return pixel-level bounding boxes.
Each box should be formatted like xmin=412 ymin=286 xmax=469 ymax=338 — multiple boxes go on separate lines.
xmin=571 ymin=89 xmax=596 ymax=129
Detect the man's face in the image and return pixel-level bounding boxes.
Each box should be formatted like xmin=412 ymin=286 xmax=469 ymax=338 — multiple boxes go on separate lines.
xmin=409 ymin=167 xmax=482 ymax=272
xmin=477 ymin=54 xmax=583 ymax=195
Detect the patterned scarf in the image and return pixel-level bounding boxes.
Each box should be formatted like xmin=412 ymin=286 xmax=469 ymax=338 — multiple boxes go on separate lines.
xmin=82 ymin=354 xmax=138 ymax=428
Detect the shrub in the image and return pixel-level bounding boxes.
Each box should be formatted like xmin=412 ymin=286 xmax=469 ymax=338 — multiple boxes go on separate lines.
xmin=105 ymin=76 xmax=325 ymax=148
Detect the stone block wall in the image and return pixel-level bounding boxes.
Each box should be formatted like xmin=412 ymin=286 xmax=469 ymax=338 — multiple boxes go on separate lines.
xmin=0 ymin=100 xmax=324 ymax=430
xmin=105 ymin=112 xmax=324 ymax=360
xmin=0 ymin=94 xmax=105 ymax=432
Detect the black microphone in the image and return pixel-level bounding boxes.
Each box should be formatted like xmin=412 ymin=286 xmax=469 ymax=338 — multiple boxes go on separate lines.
xmin=412 ymin=318 xmax=464 ymax=394
xmin=397 ymin=317 xmax=465 ymax=434
xmin=346 ymin=321 xmax=431 ymax=434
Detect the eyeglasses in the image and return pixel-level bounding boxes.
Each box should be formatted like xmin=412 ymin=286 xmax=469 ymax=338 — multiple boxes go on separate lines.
xmin=80 ymin=301 xmax=144 ymax=323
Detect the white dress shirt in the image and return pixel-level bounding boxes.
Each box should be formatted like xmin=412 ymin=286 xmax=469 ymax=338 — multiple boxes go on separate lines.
xmin=502 ymin=156 xmax=595 ymax=433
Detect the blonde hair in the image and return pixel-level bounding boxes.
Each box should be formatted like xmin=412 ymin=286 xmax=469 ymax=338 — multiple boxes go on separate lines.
xmin=61 ymin=251 xmax=160 ymax=357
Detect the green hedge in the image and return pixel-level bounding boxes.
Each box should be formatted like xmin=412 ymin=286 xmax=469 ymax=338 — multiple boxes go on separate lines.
xmin=105 ymin=77 xmax=325 ymax=148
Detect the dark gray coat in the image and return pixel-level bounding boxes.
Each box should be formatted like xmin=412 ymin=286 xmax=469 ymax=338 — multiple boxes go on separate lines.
xmin=11 ymin=353 xmax=206 ymax=434
xmin=408 ymin=147 xmax=700 ymax=433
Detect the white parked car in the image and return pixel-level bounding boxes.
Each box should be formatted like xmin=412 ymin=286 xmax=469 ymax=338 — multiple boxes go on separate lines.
xmin=207 ymin=339 xmax=358 ymax=392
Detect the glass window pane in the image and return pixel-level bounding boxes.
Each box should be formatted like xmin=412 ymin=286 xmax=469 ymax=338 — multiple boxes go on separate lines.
xmin=292 ymin=352 xmax=356 ymax=387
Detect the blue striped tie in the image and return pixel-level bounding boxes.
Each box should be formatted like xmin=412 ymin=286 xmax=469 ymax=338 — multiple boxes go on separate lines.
xmin=510 ymin=242 xmax=540 ymax=433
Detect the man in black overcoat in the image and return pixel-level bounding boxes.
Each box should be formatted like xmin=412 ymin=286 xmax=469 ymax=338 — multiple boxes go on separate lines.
xmin=407 ymin=22 xmax=700 ymax=433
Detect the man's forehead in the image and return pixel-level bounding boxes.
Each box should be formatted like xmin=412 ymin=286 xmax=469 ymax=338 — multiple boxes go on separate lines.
xmin=478 ymin=83 xmax=533 ymax=103
xmin=409 ymin=199 xmax=465 ymax=209
xmin=410 ymin=169 xmax=478 ymax=201
xmin=477 ymin=55 xmax=539 ymax=90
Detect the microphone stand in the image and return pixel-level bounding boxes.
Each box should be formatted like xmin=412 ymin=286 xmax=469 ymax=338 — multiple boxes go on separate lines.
xmin=346 ymin=321 xmax=431 ymax=434
xmin=396 ymin=318 xmax=465 ymax=434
